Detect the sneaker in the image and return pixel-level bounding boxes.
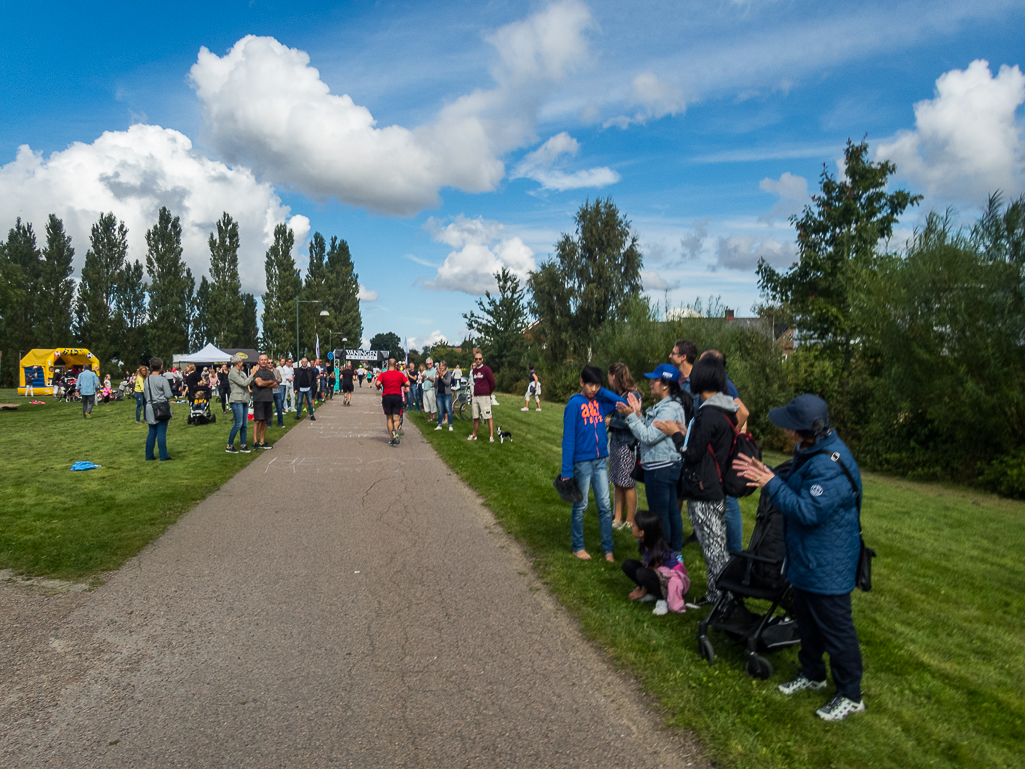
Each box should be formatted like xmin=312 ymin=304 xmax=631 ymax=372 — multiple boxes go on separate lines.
xmin=435 ymin=425 xmax=443 ymax=430
xmin=388 ymin=437 xmax=399 ymax=447
xmin=260 ymin=443 xmax=273 ymax=450
xmin=225 ymin=446 xmax=239 ymax=454
xmin=310 ymin=416 xmax=316 ymax=421
xmin=778 ymin=673 xmax=828 ymax=696
xmin=639 ymin=594 xmax=657 ymax=603
xmin=489 ymin=437 xmax=495 ymax=443
xmin=521 ymin=407 xmax=529 ymax=411
xmin=467 ymin=435 xmax=477 ymax=441
xmin=653 ymin=600 xmax=669 ymax=616
xmin=448 ymin=425 xmax=453 ymax=431
xmin=684 ymin=595 xmax=714 ymax=610
xmin=816 ymin=695 xmax=865 ymax=721
xmin=240 ymin=446 xmax=252 ymax=454
xmin=536 ymin=408 xmax=542 ymax=412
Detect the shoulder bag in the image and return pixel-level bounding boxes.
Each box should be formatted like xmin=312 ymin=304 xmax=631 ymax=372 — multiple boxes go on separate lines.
xmin=146 ymin=377 xmax=172 ymax=422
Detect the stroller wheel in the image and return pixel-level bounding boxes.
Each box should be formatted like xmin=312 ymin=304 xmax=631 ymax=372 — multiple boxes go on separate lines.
xmin=745 ymin=654 xmax=774 ymax=680
xmin=698 ymin=636 xmax=715 ymax=665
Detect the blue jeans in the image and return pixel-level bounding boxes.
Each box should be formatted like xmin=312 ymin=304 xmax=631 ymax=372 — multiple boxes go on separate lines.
xmin=273 ymin=391 xmax=285 ymax=426
xmin=436 ymin=393 xmax=452 ymax=426
xmin=571 ymin=458 xmax=614 ymax=555
xmin=228 ymin=402 xmax=248 ymax=447
xmin=146 ymin=419 xmax=169 ymax=461
xmin=134 ymin=392 xmax=145 ymax=422
xmin=725 ymin=496 xmax=743 ymax=554
xmin=643 ymin=462 xmax=683 ymax=552
xmin=296 ymin=390 xmax=315 ymax=418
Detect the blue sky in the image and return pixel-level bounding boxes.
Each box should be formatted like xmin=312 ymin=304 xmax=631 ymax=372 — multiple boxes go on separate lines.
xmin=2 ymin=0 xmax=1023 ymax=351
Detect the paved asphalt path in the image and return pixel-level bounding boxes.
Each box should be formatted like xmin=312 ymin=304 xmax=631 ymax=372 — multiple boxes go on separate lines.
xmin=1 ymin=387 xmax=705 ymax=768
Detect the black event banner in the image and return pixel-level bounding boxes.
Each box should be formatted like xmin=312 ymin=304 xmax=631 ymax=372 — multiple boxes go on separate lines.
xmin=342 ymin=349 xmax=389 ymax=359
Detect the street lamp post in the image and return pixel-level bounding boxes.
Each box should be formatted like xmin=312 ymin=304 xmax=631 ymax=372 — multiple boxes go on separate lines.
xmin=296 ymin=299 xmax=329 ymax=359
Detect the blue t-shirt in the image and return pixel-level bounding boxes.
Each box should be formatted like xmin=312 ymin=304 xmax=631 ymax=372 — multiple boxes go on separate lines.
xmin=77 ymin=370 xmax=99 ymax=396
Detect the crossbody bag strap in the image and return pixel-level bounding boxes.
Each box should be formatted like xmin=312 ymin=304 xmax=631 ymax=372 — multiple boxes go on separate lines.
xmin=829 ymin=452 xmax=863 ymax=533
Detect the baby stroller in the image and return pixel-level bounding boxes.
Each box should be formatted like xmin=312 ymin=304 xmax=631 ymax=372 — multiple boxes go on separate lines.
xmin=696 ymin=460 xmax=800 ymax=679
xmin=187 ymin=387 xmax=217 ymax=425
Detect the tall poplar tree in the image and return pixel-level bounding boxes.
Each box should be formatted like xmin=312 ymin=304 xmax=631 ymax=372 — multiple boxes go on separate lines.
xmin=192 ymin=276 xmax=212 ymax=349
xmin=325 ymin=236 xmax=362 ymax=347
xmin=114 ymin=260 xmax=149 ymax=368
xmin=301 ymin=232 xmax=329 ymax=355
xmin=207 ymin=212 xmax=246 ymax=347
xmin=75 ymin=212 xmax=128 ymax=367
xmin=261 ymin=223 xmax=301 ymax=357
xmin=3 ymin=219 xmax=41 ymax=356
xmin=36 ymin=215 xmax=76 ymax=347
xmin=146 ymin=207 xmax=195 ymax=364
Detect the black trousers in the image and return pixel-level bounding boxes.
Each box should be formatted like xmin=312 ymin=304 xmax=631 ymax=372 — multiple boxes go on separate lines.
xmin=792 ymin=587 xmax=863 ymax=701
xmin=622 ymin=559 xmax=665 ymax=599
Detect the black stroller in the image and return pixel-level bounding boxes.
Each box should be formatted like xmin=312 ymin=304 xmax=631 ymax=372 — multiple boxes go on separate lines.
xmin=186 ymin=386 xmax=217 ymax=425
xmin=696 ymin=460 xmax=800 ymax=679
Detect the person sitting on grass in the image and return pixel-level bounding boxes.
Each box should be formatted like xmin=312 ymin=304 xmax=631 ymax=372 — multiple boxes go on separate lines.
xmin=560 ymin=365 xmax=626 ymax=562
xmin=622 ymin=509 xmax=690 ymax=616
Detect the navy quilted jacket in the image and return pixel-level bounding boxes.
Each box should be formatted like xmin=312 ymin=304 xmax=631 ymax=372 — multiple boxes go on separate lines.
xmin=764 ymin=431 xmax=862 ymax=595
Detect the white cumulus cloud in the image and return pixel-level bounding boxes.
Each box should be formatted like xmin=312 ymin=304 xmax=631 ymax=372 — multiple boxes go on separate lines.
xmin=0 ymin=124 xmax=305 ymax=293
xmin=876 ymin=60 xmax=1025 ymax=201
xmin=422 ymin=215 xmax=536 ymax=294
xmin=511 ymin=132 xmax=620 ymax=190
xmin=357 ymin=284 xmax=378 ymax=302
xmin=641 ymin=270 xmax=679 ymax=291
xmin=759 ymin=172 xmax=809 ymax=223
xmin=188 ymin=1 xmax=597 ymax=216
xmin=604 ymin=71 xmax=686 ymax=129
xmin=715 ymin=235 xmax=796 ymax=271
xmin=406 ymin=330 xmax=449 ymax=352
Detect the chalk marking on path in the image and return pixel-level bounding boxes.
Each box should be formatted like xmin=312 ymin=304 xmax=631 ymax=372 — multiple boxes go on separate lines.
xmin=264 ymin=457 xmax=278 ymax=473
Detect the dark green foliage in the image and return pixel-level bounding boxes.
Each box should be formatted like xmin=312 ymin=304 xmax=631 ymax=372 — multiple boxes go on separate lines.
xmin=206 ymin=213 xmax=247 ymax=348
xmin=261 ymin=223 xmax=301 ymax=357
xmin=36 ymin=215 xmax=76 ymax=348
xmin=114 ymin=259 xmax=149 ymax=369
xmin=325 ymin=236 xmax=362 ymax=345
xmin=145 ymin=207 xmax=195 ymax=363
xmin=369 ymin=332 xmax=402 ymax=359
xmin=464 ymin=267 xmax=529 ymax=388
xmin=76 ymin=213 xmax=129 ymax=368
xmin=300 ymin=232 xmax=329 ymax=358
xmin=240 ymin=293 xmax=259 ymax=349
xmin=528 ymin=198 xmax=643 ymax=362
xmin=192 ymin=276 xmax=211 ymax=349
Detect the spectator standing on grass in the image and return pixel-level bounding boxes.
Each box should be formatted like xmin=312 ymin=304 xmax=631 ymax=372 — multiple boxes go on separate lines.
xmin=217 ymin=364 xmax=231 ymax=413
xmin=270 ymin=360 xmax=285 ymax=428
xmin=616 ymin=364 xmax=690 ymax=556
xmin=281 ymin=358 xmax=295 ymax=412
xmin=134 ymin=366 xmax=148 ymax=424
xmin=669 ymin=339 xmax=698 ymax=394
xmin=654 ymin=355 xmax=737 ymax=608
xmin=293 ymin=358 xmax=317 ymax=421
xmin=434 ymin=361 xmax=454 ymax=431
xmin=467 ymin=352 xmax=497 ymax=442
xmin=77 ymin=364 xmax=100 ymax=419
xmin=24 ymin=367 xmax=35 ymax=398
xmin=251 ymin=354 xmax=277 ymax=449
xmin=226 ymin=354 xmax=255 ymax=453
xmin=560 ymin=365 xmax=626 ymax=562
xmin=422 ymin=358 xmax=437 ymax=422
xmin=606 ymin=362 xmax=642 ymax=531
xmin=378 ymin=358 xmax=409 ymax=446
xmin=734 ymin=394 xmax=865 ymax=722
xmin=522 ymin=365 xmax=541 ymax=411
xmin=144 ymin=358 xmax=173 ymax=461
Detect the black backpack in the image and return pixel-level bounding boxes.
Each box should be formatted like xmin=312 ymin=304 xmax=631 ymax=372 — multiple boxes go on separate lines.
xmin=719 ymin=459 xmax=791 ymax=591
xmin=720 ymin=413 xmax=762 ymax=498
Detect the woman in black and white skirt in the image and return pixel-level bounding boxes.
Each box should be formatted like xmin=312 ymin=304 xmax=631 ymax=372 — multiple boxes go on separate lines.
xmin=606 ymin=362 xmax=642 ymax=530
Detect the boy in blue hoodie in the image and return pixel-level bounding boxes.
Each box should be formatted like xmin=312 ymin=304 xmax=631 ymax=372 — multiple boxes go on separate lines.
xmin=561 ymin=366 xmax=627 ymax=562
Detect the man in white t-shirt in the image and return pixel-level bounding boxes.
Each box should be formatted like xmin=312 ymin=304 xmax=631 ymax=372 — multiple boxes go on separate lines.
xmin=280 ymin=358 xmax=295 ymax=412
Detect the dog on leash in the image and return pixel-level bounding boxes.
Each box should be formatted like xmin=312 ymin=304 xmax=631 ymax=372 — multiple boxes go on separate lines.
xmin=497 ymin=426 xmax=513 ymax=443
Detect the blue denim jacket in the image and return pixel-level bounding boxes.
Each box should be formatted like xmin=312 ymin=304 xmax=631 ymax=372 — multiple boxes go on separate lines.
xmin=626 ymin=396 xmax=687 ymax=468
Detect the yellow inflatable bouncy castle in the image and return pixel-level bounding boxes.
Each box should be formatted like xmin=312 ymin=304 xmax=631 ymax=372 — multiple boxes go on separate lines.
xmin=19 ymin=348 xmax=96 ymax=395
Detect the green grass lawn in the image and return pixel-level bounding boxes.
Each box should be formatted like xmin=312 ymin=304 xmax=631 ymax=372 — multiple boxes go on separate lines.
xmin=0 ymin=389 xmax=298 ymax=580
xmin=413 ymin=393 xmax=1025 ymax=769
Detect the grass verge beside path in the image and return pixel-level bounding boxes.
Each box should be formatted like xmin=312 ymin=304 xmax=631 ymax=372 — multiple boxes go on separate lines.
xmin=410 ymin=393 xmax=1025 ymax=769
xmin=0 ymin=389 xmax=299 ymax=580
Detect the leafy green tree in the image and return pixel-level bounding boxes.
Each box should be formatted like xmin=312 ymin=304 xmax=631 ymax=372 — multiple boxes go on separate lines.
xmin=240 ymin=293 xmax=259 ymax=349
xmin=192 ymin=276 xmax=212 ymax=349
xmin=528 ymin=197 xmax=643 ymax=362
xmin=463 ymin=267 xmax=529 ymax=375
xmin=262 ymin=223 xmax=301 ymax=357
xmin=300 ymin=232 xmax=329 ymax=356
xmin=36 ymin=215 xmax=76 ymax=347
xmin=368 ymin=332 xmax=402 ymax=359
xmin=75 ymin=213 xmax=129 ymax=367
xmin=145 ymin=207 xmax=195 ymax=363
xmin=757 ymin=139 xmax=922 ymax=384
xmin=114 ymin=260 xmax=149 ymax=368
xmin=325 ymin=236 xmax=362 ymax=345
xmin=206 ymin=213 xmax=246 ymax=348
xmin=2 ymin=219 xmax=41 ymax=356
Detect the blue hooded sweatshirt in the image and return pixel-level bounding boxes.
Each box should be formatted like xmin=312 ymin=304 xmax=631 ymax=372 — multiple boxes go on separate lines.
xmin=561 ymin=387 xmax=627 ymax=478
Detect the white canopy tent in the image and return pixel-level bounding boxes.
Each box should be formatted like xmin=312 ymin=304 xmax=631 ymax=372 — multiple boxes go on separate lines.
xmin=177 ymin=343 xmax=232 ymax=365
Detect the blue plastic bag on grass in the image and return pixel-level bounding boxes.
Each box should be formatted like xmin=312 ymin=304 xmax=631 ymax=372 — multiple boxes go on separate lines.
xmin=70 ymin=461 xmax=101 ymax=471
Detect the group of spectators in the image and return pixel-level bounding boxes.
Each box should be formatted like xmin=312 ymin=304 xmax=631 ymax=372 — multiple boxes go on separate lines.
xmin=560 ymin=338 xmax=867 ymax=722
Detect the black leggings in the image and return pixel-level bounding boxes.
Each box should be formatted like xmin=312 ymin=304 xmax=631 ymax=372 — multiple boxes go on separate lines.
xmin=622 ymin=559 xmax=665 ymax=599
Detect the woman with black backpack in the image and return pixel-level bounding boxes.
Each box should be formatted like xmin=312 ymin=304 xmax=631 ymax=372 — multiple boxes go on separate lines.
xmin=655 ymin=355 xmax=738 ymax=607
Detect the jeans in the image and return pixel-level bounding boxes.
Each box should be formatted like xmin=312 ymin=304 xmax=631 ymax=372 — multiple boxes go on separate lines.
xmin=228 ymin=402 xmax=248 ymax=447
xmin=273 ymin=391 xmax=285 ymax=426
xmin=792 ymin=588 xmax=863 ymax=701
xmin=436 ymin=393 xmax=452 ymax=426
xmin=725 ymin=495 xmax=743 ymax=554
xmin=644 ymin=462 xmax=683 ymax=552
xmin=82 ymin=394 xmax=96 ymax=417
xmin=135 ymin=392 xmax=145 ymax=422
xmin=570 ymin=458 xmax=614 ymax=554
xmin=146 ymin=419 xmax=169 ymax=461
xmin=296 ymin=390 xmax=315 ymax=418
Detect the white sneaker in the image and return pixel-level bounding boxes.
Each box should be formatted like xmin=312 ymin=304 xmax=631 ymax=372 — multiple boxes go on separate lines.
xmin=448 ymin=425 xmax=453 ymax=431
xmin=652 ymin=600 xmax=669 ymax=616
xmin=489 ymin=436 xmax=495 ymax=443
xmin=816 ymin=695 xmax=865 ymax=721
xmin=434 ymin=425 xmax=443 ymax=430
xmin=466 ymin=435 xmax=476 ymax=441
xmin=778 ymin=673 xmax=828 ymax=696
xmin=639 ymin=593 xmax=657 ymax=603
xmin=536 ymin=408 xmax=542 ymax=412
xmin=521 ymin=406 xmax=529 ymax=411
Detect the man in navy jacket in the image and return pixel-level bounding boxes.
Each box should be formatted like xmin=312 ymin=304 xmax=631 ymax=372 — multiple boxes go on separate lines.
xmin=560 ymin=366 xmax=626 ymax=562
xmin=735 ymin=394 xmax=865 ymax=722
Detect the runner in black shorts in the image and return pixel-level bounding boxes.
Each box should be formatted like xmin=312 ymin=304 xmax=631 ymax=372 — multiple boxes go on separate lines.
xmin=340 ymin=362 xmax=355 ymax=406
xmin=377 ymin=359 xmax=409 ymax=446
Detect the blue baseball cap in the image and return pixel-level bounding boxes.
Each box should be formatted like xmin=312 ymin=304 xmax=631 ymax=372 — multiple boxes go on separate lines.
xmin=768 ymin=394 xmax=830 ymax=431
xmin=644 ymin=363 xmax=681 ymax=383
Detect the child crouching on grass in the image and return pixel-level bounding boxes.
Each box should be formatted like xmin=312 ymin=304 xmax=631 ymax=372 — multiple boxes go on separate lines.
xmin=560 ymin=366 xmax=627 ymax=562
xmin=622 ymin=509 xmax=691 ymax=615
